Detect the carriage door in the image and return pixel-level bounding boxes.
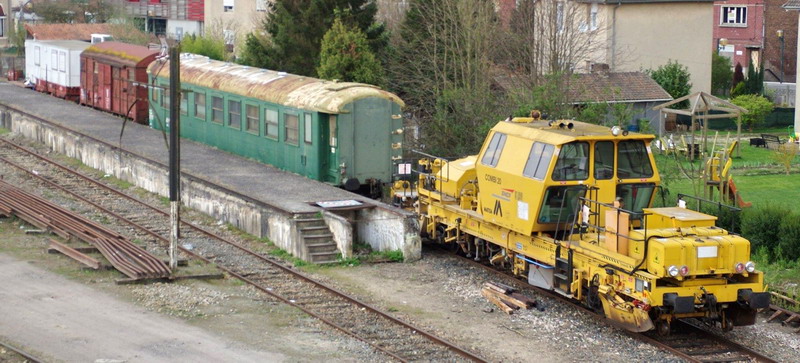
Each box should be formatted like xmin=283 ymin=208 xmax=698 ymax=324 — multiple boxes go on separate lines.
xmin=111 ymin=67 xmax=121 ymax=113
xmin=301 ymin=113 xmax=320 ymax=180
xmin=325 ymin=115 xmax=339 ymax=183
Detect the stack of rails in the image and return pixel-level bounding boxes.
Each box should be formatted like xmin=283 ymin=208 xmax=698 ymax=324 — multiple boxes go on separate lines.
xmin=0 ymin=180 xmax=171 ymax=279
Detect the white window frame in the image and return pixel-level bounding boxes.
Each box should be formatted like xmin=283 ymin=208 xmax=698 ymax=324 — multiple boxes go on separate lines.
xmin=721 ymin=6 xmax=747 ymax=27
xmin=256 ymin=0 xmax=267 ymax=12
xmin=223 ymin=0 xmax=234 ymax=12
xmin=0 ymin=16 xmax=5 ymax=38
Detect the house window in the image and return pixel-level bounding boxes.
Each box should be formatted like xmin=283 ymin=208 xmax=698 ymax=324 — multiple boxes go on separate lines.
xmin=0 ymin=16 xmax=5 ymax=38
xmin=721 ymin=6 xmax=747 ymax=26
xmin=481 ymin=132 xmax=507 ymax=167
xmin=556 ymin=1 xmax=565 ymax=33
xmin=212 ymin=96 xmax=224 ymax=123
xmin=223 ymin=0 xmax=234 ymax=12
xmin=266 ymin=109 xmax=279 ymax=138
xmin=256 ymin=0 xmax=267 ymax=12
xmin=195 ymin=92 xmax=206 ymax=119
xmin=304 ymin=114 xmax=312 ymax=144
xmin=246 ymin=104 xmax=259 ymax=134
xmin=590 ymin=3 xmax=598 ymax=31
xmin=285 ymin=114 xmax=298 ymax=145
xmin=228 ymin=100 xmax=241 ymax=128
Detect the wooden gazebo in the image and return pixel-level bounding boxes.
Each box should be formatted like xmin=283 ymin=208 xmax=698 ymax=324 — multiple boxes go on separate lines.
xmin=653 ymin=92 xmax=748 ymax=160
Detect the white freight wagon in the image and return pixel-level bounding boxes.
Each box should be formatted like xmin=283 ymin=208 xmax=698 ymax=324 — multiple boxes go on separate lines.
xmin=25 ymin=40 xmax=91 ymax=101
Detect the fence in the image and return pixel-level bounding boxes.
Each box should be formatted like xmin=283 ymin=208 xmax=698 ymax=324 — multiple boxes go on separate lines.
xmin=0 ymin=55 xmax=24 ymax=81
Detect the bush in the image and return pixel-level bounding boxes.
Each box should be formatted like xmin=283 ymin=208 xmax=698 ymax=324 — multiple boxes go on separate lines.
xmin=777 ymin=212 xmax=800 ymax=261
xmin=730 ymin=94 xmax=774 ymax=131
xmin=740 ymin=205 xmax=789 ymax=257
xmin=701 ymin=204 xmax=741 ymax=233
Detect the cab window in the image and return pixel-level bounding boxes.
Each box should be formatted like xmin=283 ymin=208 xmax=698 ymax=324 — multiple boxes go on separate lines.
xmin=617 ymin=140 xmax=653 ymax=179
xmin=552 ymin=142 xmax=589 ymax=181
xmin=594 ymin=141 xmax=614 ymax=180
xmin=616 ymin=183 xmax=655 ymax=214
xmin=523 ymin=142 xmax=554 ymax=180
xmin=481 ymin=132 xmax=506 ymax=167
xmin=538 ymin=186 xmax=587 ymax=223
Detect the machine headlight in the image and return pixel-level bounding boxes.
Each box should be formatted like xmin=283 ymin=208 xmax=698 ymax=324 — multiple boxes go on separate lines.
xmin=679 ymin=265 xmax=689 ymax=276
xmin=734 ymin=262 xmax=745 ymax=273
xmin=668 ymin=265 xmax=679 ymax=277
xmin=745 ymin=261 xmax=756 ymax=273
xmin=611 ymin=126 xmax=621 ymax=136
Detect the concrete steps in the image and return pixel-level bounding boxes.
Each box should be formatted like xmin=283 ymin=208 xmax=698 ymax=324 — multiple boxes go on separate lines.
xmin=295 ymin=215 xmax=339 ymax=264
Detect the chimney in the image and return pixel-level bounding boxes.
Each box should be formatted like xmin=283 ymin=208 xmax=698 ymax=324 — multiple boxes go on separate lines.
xmin=590 ymin=63 xmax=610 ymax=73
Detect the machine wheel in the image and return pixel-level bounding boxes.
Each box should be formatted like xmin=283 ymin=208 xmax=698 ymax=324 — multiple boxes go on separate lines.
xmin=656 ymin=319 xmax=671 ymax=336
xmin=721 ymin=314 xmax=734 ymax=332
xmin=584 ymin=276 xmax=603 ymax=313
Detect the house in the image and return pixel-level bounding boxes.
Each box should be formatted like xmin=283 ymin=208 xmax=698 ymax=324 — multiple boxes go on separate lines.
xmin=124 ymin=0 xmax=204 ymax=39
xmin=713 ymin=0 xmax=765 ymax=73
xmin=764 ymin=0 xmax=798 ymax=82
xmin=0 ymin=0 xmax=10 ymax=48
xmin=204 ymin=0 xmax=269 ymax=51
xmin=566 ymin=69 xmax=673 ymax=132
xmin=24 ymin=23 xmax=147 ymax=43
xmin=490 ymin=0 xmax=714 ymax=94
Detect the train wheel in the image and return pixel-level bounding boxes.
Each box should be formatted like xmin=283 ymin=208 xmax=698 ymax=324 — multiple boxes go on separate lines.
xmin=584 ymin=275 xmax=603 ymax=313
xmin=721 ymin=313 xmax=734 ymax=332
xmin=655 ymin=319 xmax=671 ymax=337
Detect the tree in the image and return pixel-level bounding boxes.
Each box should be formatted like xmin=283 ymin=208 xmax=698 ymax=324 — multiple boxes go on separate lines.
xmin=731 ymin=62 xmax=744 ymax=91
xmin=388 ymin=0 xmax=501 ymax=156
xmin=240 ymin=0 xmax=385 ymax=77
xmin=181 ymin=34 xmax=227 ymax=61
xmin=743 ymin=58 xmax=764 ymax=96
xmin=711 ymin=53 xmax=732 ymax=97
xmin=647 ymin=60 xmax=692 ymax=109
xmin=34 ymin=0 xmax=120 ymax=24
xmin=731 ymin=94 xmax=773 ymax=131
xmin=317 ymin=17 xmax=385 ymax=86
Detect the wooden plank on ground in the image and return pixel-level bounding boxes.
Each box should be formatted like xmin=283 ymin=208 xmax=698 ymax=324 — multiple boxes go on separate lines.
xmin=48 ymin=238 xmax=101 ymax=270
xmin=481 ymin=288 xmax=515 ymax=315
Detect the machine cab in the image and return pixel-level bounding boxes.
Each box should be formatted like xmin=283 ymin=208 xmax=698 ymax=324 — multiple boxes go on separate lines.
xmin=474 ymin=118 xmax=660 ymax=236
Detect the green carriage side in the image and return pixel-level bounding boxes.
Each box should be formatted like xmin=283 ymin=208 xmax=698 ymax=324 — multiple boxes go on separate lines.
xmin=147 ymin=54 xmax=404 ymax=191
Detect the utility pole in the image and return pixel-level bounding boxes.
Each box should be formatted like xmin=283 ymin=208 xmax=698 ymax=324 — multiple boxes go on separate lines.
xmin=168 ymin=45 xmax=181 ymax=270
xmin=778 ymin=30 xmax=785 ymax=83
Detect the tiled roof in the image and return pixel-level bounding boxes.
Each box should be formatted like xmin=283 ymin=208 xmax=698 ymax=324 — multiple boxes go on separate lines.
xmin=82 ymin=42 xmax=159 ymax=67
xmin=25 ymin=23 xmax=123 ymax=41
xmin=784 ymin=0 xmax=800 ymax=9
xmin=566 ymin=72 xmax=672 ymax=104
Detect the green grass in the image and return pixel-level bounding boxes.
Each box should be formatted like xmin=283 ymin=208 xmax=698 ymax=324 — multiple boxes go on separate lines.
xmin=0 ymin=127 xmax=9 ymax=135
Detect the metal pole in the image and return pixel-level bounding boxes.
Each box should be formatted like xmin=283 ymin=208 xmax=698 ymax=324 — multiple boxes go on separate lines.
xmin=168 ymin=46 xmax=181 ymax=270
xmin=780 ymin=36 xmax=785 ymax=83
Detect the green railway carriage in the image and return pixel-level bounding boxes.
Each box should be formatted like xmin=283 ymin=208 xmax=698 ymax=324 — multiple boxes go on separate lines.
xmin=147 ymin=54 xmax=404 ymax=194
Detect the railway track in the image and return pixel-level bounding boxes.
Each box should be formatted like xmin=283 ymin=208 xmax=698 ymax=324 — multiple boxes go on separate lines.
xmin=436 ymin=248 xmax=777 ymax=363
xmin=0 ymin=340 xmax=43 ymax=363
xmin=0 ymin=137 xmax=484 ymax=362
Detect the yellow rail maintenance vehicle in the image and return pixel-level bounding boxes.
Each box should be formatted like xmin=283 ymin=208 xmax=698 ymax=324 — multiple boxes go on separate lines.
xmin=416 ymin=112 xmax=769 ymax=335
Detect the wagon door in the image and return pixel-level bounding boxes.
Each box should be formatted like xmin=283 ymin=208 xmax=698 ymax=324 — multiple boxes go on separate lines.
xmin=103 ymin=64 xmax=112 ymax=110
xmin=111 ymin=67 xmax=121 ymax=113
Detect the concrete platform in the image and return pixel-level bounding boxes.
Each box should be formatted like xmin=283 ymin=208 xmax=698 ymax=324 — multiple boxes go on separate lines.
xmin=0 ymin=83 xmax=420 ymax=262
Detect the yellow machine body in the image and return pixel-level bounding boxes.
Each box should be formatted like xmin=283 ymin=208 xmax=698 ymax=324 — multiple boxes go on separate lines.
xmin=417 ymin=117 xmax=769 ymax=333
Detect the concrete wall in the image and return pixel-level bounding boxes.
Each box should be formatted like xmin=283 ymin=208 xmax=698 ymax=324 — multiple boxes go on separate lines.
xmin=357 ymin=207 xmax=421 ymax=261
xmin=324 ymin=211 xmax=354 ymax=259
xmin=600 ymin=2 xmax=713 ymax=94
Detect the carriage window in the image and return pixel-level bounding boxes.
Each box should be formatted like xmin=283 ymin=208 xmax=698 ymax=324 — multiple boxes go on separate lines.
xmin=617 ymin=140 xmax=653 ymax=179
xmin=51 ymin=50 xmax=57 ymax=70
xmin=481 ymin=132 xmax=506 ymax=167
xmin=180 ymin=92 xmax=188 ymax=115
xmin=266 ymin=109 xmax=278 ymax=139
xmin=285 ymin=114 xmax=298 ymax=145
xmin=245 ymin=104 xmax=259 ymax=134
xmin=59 ymin=51 xmax=66 ymax=72
xmin=538 ymin=186 xmax=587 ymax=223
xmin=304 ymin=114 xmax=312 ymax=144
xmin=228 ymin=100 xmax=241 ymax=129
xmin=594 ymin=141 xmax=614 ymax=180
xmin=34 ymin=46 xmax=40 ymax=65
xmin=211 ymin=96 xmax=223 ymax=123
xmin=194 ymin=92 xmax=206 ymax=119
xmin=161 ymin=84 xmax=170 ymax=109
xmin=523 ymin=142 xmax=554 ymax=180
xmin=329 ymin=115 xmax=337 ymax=147
xmin=552 ymin=142 xmax=589 ymax=181
xmin=152 ymin=87 xmax=158 ymax=102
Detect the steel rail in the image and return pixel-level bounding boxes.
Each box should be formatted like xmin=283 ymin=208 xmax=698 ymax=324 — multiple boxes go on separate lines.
xmin=0 ymin=340 xmax=44 ymax=363
xmin=0 ymin=139 xmax=485 ymax=362
xmin=437 ymin=248 xmax=777 ymax=363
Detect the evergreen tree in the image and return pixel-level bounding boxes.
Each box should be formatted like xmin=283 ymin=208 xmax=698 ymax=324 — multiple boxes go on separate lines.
xmin=181 ymin=34 xmax=227 ymax=61
xmin=743 ymin=58 xmax=764 ymax=95
xmin=731 ymin=62 xmax=745 ymax=94
xmin=317 ymin=18 xmax=385 ymax=86
xmin=240 ymin=0 xmax=385 ymax=77
xmin=647 ymin=60 xmax=692 ymax=109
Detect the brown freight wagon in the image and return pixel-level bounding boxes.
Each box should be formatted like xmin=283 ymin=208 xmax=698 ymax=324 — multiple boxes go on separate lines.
xmin=80 ymin=42 xmax=159 ymax=124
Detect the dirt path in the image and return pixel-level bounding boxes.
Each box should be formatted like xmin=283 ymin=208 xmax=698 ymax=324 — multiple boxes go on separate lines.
xmin=0 ymin=253 xmax=284 ymax=363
